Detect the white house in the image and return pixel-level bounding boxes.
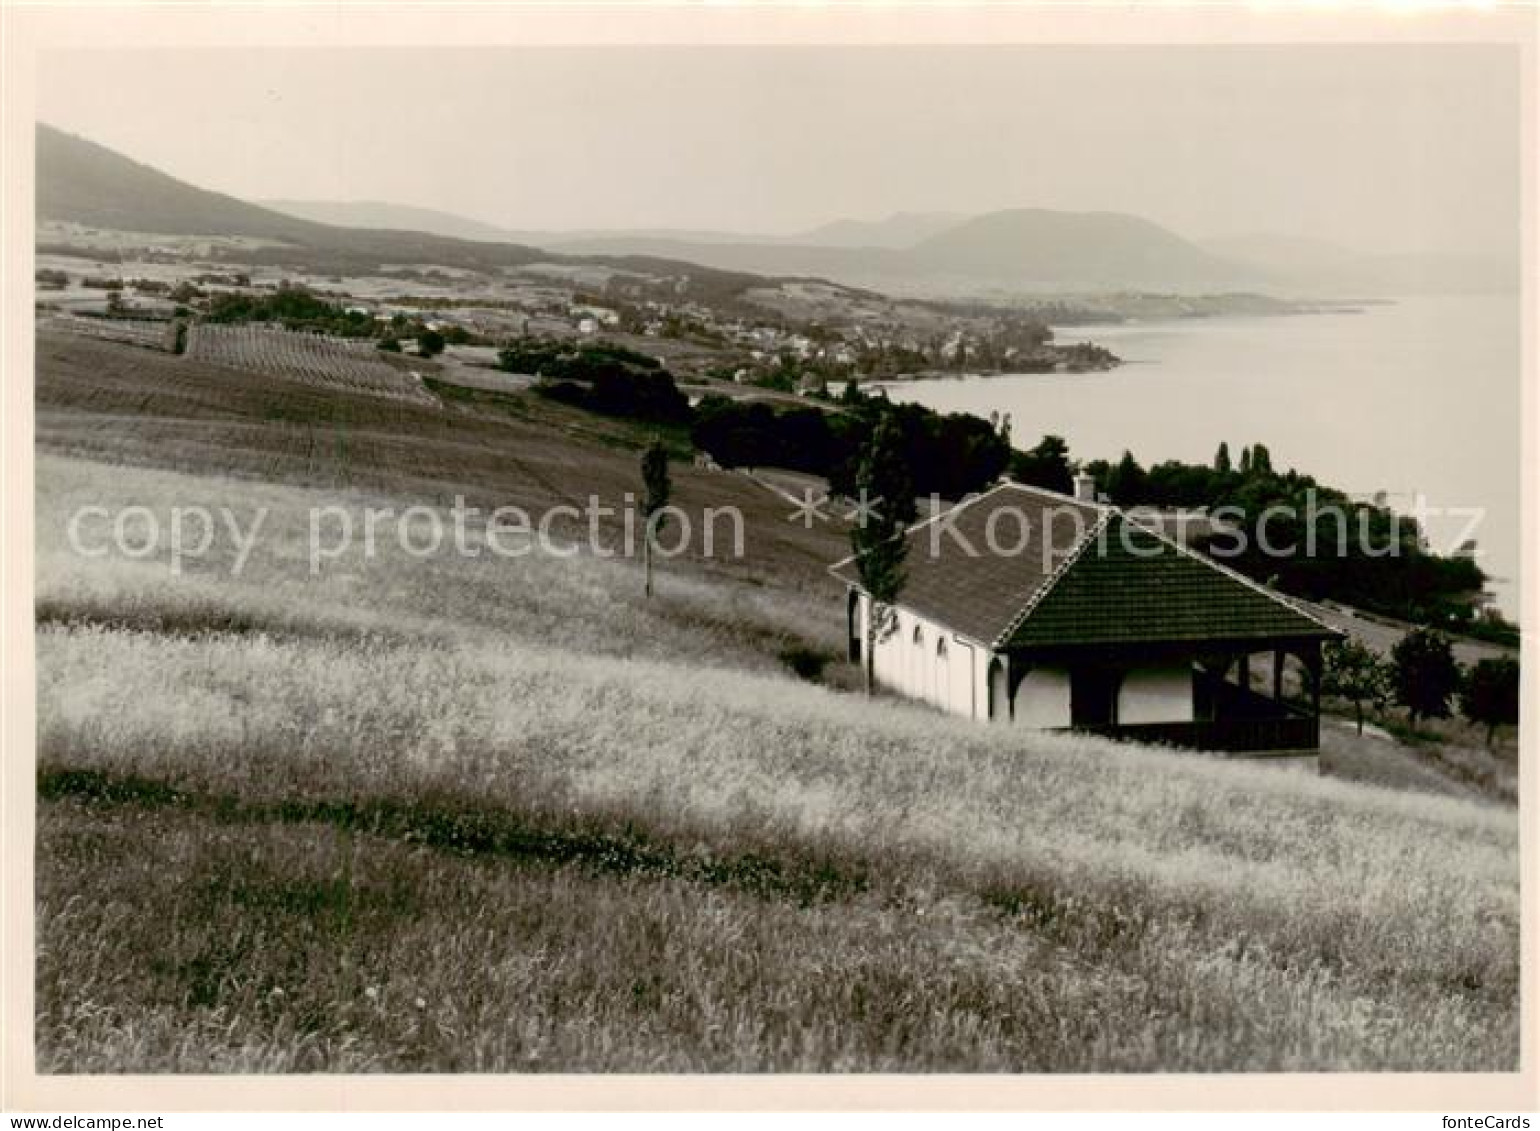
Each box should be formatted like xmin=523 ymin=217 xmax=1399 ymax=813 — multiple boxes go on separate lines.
xmin=832 ymin=477 xmax=1341 ymax=752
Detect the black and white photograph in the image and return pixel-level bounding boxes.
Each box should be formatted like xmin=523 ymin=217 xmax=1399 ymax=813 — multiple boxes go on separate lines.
xmin=2 ymin=1 xmax=1535 ymax=1116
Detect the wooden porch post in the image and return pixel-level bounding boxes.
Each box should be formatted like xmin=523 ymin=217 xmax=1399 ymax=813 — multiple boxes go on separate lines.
xmin=1006 ymin=655 xmax=1015 ymax=721
xmin=1306 ymin=641 xmax=1323 ymax=752
xmin=1308 ymin=643 xmax=1322 ymax=718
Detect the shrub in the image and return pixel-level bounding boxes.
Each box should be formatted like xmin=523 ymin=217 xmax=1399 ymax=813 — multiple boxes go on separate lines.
xmin=778 ymin=645 xmax=830 ymax=683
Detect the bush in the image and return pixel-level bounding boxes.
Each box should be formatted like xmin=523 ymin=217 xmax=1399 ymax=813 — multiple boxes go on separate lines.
xmin=778 ymin=645 xmax=830 ymax=683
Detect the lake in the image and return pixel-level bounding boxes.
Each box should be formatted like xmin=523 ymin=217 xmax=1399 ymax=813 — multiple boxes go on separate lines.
xmin=878 ymin=294 xmax=1522 ymax=619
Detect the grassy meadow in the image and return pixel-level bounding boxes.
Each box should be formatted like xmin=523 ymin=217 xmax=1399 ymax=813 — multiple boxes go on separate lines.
xmin=33 ymin=332 xmax=1521 ymax=1072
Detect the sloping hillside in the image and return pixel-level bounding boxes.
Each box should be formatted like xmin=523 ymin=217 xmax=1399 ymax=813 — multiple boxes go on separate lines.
xmin=30 ymin=330 xmax=1520 ymax=1072
xmin=259 ymin=198 xmax=518 ymax=243
xmin=35 ymin=124 xmax=561 ymax=274
xmin=796 ymin=210 xmax=968 ymax=248
xmin=34 ymin=447 xmax=1519 ymax=1072
xmin=36 ymin=123 xmax=327 ymax=243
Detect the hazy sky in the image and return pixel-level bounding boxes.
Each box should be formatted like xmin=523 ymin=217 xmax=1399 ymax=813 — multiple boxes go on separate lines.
xmin=38 ymin=45 xmax=1518 ymax=256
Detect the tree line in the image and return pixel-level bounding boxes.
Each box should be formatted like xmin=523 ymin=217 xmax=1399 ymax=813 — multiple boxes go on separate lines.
xmin=497 ymin=340 xmax=691 ymax=424
xmin=1067 ymin=442 xmax=1495 ymax=636
xmin=691 ymin=388 xmax=1011 ymax=501
xmin=1322 ymin=632 xmax=1518 ymax=747
xmin=202 ymin=282 xmax=462 ymax=356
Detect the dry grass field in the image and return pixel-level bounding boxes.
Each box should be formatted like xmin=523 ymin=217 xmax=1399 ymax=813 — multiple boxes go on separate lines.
xmin=32 ymin=329 xmax=1521 ymax=1072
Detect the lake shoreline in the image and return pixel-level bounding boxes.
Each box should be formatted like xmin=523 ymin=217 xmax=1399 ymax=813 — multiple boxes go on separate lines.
xmin=871 ymin=360 xmax=1120 ymax=384
xmin=870 ymin=299 xmax=1389 ymax=384
xmin=878 ymin=294 xmax=1519 ymax=619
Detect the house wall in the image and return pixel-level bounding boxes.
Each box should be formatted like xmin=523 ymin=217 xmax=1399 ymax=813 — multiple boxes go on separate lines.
xmin=1118 ymin=664 xmax=1196 ymax=724
xmin=850 ymin=595 xmax=1195 ymax=728
xmin=854 ymin=594 xmax=985 ymax=719
xmin=1014 ymin=667 xmax=1072 ymax=728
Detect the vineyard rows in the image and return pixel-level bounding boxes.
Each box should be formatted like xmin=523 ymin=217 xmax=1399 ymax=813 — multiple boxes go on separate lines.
xmin=184 ymin=324 xmax=437 ymax=406
xmin=49 ymin=314 xmax=174 ymax=352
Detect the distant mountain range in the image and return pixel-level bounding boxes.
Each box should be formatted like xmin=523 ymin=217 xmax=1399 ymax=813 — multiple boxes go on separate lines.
xmin=39 ymin=123 xmax=1514 ymax=298
xmin=797 ymin=212 xmax=969 ymax=249
xmin=261 ymin=200 xmax=1259 ymax=294
xmin=265 ymin=197 xmax=1515 ymax=297
xmin=259 ymin=203 xmax=970 ymax=252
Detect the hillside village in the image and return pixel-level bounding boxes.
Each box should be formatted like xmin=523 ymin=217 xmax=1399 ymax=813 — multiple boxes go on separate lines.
xmin=37 ymin=220 xmax=1119 ymax=392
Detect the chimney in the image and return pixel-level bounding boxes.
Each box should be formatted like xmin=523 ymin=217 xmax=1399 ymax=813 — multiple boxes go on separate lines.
xmin=1073 ymin=472 xmax=1098 ymax=503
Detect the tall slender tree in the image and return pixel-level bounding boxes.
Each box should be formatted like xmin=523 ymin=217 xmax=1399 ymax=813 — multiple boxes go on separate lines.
xmin=640 ymin=438 xmax=671 ymax=599
xmin=1104 ymin=450 xmax=1148 ymax=505
xmin=850 ymin=413 xmax=917 ymax=696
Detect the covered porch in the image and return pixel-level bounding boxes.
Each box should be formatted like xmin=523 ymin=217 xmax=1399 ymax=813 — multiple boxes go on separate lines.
xmin=990 ymin=636 xmax=1328 ymax=753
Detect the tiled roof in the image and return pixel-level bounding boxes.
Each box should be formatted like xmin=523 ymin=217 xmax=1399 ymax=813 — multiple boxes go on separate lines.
xmin=1004 ymin=514 xmax=1337 ymax=649
xmin=830 ymin=481 xmax=1337 ymax=650
xmin=829 ymin=482 xmax=1106 ymax=645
